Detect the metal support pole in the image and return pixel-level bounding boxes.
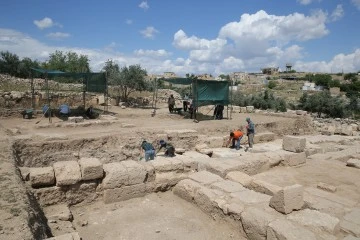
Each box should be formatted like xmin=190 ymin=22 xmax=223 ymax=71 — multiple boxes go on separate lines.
xmin=30 ymin=71 xmax=35 ymax=109
xmin=45 ymin=72 xmax=52 ymax=123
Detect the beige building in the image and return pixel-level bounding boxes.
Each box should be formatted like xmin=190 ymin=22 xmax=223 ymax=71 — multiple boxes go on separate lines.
xmin=197 ymin=73 xmax=215 ymax=80
xmin=163 ymin=72 xmax=177 ymax=78
xmin=230 ymin=72 xmax=250 ymax=83
xmin=261 ymin=67 xmax=279 ymax=75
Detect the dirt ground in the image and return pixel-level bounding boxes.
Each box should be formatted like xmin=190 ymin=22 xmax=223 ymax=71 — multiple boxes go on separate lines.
xmin=71 ymin=191 xmax=245 ymax=240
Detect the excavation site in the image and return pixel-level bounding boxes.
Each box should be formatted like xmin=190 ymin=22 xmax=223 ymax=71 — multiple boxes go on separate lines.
xmin=0 ymin=106 xmax=360 ymax=240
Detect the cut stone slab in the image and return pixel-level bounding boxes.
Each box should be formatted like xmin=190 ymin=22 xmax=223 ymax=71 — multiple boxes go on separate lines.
xmin=68 ymin=116 xmax=84 ymax=123
xmin=283 ymin=152 xmax=306 ymax=167
xmin=267 ymin=219 xmax=316 ymax=240
xmin=304 ymin=187 xmax=357 ymax=208
xmin=287 ymin=209 xmax=340 ymax=234
xmin=103 ymin=183 xmax=148 ymax=203
xmin=226 ymin=171 xmax=253 ymax=188
xmin=346 ymin=159 xmax=360 ymax=169
xmin=44 ymin=204 xmax=73 ymax=221
xmin=241 ymin=207 xmax=278 ymax=240
xmin=188 ymin=171 xmax=223 ymax=185
xmin=317 ymin=182 xmax=337 ymax=193
xmin=78 ymin=157 xmax=103 ymax=181
xmin=44 ymin=232 xmax=81 ymax=240
xmin=282 ymin=136 xmax=306 ymax=153
xmin=254 ymin=132 xmax=275 ymax=144
xmin=230 ymin=189 xmax=271 ymax=204
xmin=30 ymin=167 xmax=55 ymax=187
xmin=211 ymin=148 xmax=241 ymax=158
xmin=182 ymin=151 xmax=210 ymax=160
xmin=340 ymin=208 xmax=360 ymax=237
xmin=175 ymin=148 xmax=186 ymax=154
xmin=249 ymin=179 xmax=282 ymax=196
xmin=269 ymin=184 xmax=304 ymax=214
xmin=53 ymin=161 xmax=82 ymax=186
xmin=210 ymin=180 xmax=246 ymax=193
xmin=102 ymin=162 xmax=128 ymax=189
xmin=121 ymin=160 xmax=147 ymax=185
xmin=173 ymin=179 xmax=202 ymax=202
xmin=151 ymin=158 xmax=176 ymax=172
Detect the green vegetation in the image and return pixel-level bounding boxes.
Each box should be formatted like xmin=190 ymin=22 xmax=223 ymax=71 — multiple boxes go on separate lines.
xmin=232 ymin=90 xmax=287 ymax=112
xmin=267 ymin=80 xmax=277 ymax=89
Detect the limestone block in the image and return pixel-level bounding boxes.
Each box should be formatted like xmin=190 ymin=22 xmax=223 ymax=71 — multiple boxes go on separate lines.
xmin=121 ymin=160 xmax=147 ymax=185
xmin=195 ymin=143 xmax=209 ymax=152
xmin=270 ymin=184 xmax=304 ymax=214
xmin=241 ymin=207 xmax=278 ymax=240
xmin=322 ymin=125 xmax=335 ymax=136
xmin=226 ymin=171 xmax=253 ymax=188
xmin=246 ymin=106 xmax=254 ymax=113
xmin=287 ymin=209 xmax=340 ymax=234
xmin=176 ymin=155 xmax=198 ymax=171
xmin=68 ymin=117 xmax=84 ymax=123
xmin=65 ymin=182 xmax=98 ymax=205
xmin=194 ymin=186 xmax=222 ymax=215
xmin=102 ymin=162 xmax=128 ymax=189
xmin=188 ymin=171 xmax=223 ymax=185
xmin=151 ymin=158 xmax=174 ymax=172
xmin=45 ymin=232 xmax=81 ymax=240
xmin=283 ymin=152 xmax=306 ymax=167
xmin=254 ymin=132 xmax=275 ymax=144
xmin=143 ymin=163 xmax=155 ymax=182
xmin=173 ymin=179 xmax=202 ymax=202
xmin=167 ymin=158 xmax=184 ymax=172
xmin=33 ymin=186 xmax=66 ymax=206
xmin=343 ymin=235 xmax=360 ymax=240
xmin=155 ymin=172 xmax=188 ymax=191
xmin=346 ymin=158 xmax=360 ymax=169
xmin=211 ymin=148 xmax=240 ymax=158
xmin=296 ymin=110 xmax=307 ymax=116
xmin=53 ymin=161 xmax=81 ymax=186
xmin=30 ymin=167 xmax=55 ymax=187
xmin=240 ymin=107 xmax=247 ymax=113
xmin=341 ymin=126 xmax=354 ymax=136
xmin=79 ymin=157 xmax=103 ymax=181
xmin=267 ymin=219 xmax=316 ymax=240
xmin=182 ymin=151 xmax=211 ymax=160
xmin=175 ymin=148 xmax=185 ymax=154
xmin=230 ymin=189 xmax=271 ymax=204
xmin=103 ymin=183 xmax=147 ymax=203
xmin=210 ymin=180 xmax=246 ymax=193
xmin=204 ymin=160 xmax=233 ymax=178
xmin=340 ymin=208 xmax=360 ymax=237
xmin=250 ymin=179 xmax=282 ymax=196
xmin=19 ymin=167 xmax=30 ymax=181
xmin=206 ymin=136 xmax=227 ymax=148
xmin=44 ymin=204 xmax=73 ymax=221
xmin=317 ymin=182 xmax=337 ymax=193
xmin=282 ymin=136 xmax=306 ymax=153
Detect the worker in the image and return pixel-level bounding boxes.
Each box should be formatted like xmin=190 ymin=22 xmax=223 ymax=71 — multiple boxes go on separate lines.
xmin=59 ymin=103 xmax=70 ymax=120
xmin=225 ymin=129 xmax=244 ymax=150
xmin=140 ymin=140 xmax=156 ymax=161
xmin=168 ymin=94 xmax=175 ymax=113
xmin=183 ymin=94 xmax=189 ymax=112
xmin=157 ymin=140 xmax=175 ymax=157
xmin=85 ymin=105 xmax=97 ymax=119
xmin=246 ymin=117 xmax=255 ymax=148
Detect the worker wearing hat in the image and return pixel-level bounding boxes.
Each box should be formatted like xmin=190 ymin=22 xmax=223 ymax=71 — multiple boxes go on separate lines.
xmin=246 ymin=117 xmax=255 ymax=148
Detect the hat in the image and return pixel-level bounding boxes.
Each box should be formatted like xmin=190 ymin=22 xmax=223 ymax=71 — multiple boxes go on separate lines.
xmin=246 ymin=117 xmax=250 ymax=122
xmin=159 ymin=140 xmax=165 ymax=145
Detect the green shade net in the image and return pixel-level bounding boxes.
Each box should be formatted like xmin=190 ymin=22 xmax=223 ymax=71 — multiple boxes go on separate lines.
xmin=162 ymin=78 xmax=229 ymax=107
xmin=31 ymin=68 xmax=106 ymax=93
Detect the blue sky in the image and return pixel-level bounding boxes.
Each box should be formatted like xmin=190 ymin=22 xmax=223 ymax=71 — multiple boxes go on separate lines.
xmin=1 ymin=0 xmax=360 ymax=76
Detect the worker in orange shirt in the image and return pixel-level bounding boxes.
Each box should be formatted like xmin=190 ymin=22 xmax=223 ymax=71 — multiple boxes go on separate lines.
xmin=225 ymin=130 xmax=244 ymax=150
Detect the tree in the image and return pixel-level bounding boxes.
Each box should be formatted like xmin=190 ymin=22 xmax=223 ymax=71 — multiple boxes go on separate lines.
xmin=0 ymin=51 xmax=20 ymax=76
xmin=42 ymin=50 xmax=90 ymax=73
xmin=18 ymin=57 xmax=41 ymax=78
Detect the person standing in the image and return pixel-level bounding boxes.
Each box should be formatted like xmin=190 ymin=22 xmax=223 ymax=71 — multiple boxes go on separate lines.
xmin=225 ymin=130 xmax=244 ymax=150
xmin=168 ymin=94 xmax=175 ymax=113
xmin=183 ymin=94 xmax=189 ymax=112
xmin=140 ymin=140 xmax=156 ymax=161
xmin=246 ymin=117 xmax=255 ymax=148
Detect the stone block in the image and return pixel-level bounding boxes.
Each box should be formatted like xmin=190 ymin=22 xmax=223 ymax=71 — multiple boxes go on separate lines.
xmin=346 ymin=158 xmax=360 ymax=169
xmin=65 ymin=182 xmax=98 ymax=205
xmin=341 ymin=126 xmax=354 ymax=136
xmin=270 ymin=184 xmax=304 ymax=214
xmin=267 ymin=219 xmax=316 ymax=240
xmin=283 ymin=152 xmax=306 ymax=167
xmin=33 ymin=186 xmax=66 ymax=206
xmin=102 ymin=162 xmax=128 ymax=189
xmin=121 ymin=160 xmax=147 ymax=185
xmin=230 ymin=189 xmax=271 ymax=204
xmin=175 ymin=148 xmax=186 ymax=154
xmin=250 ymin=179 xmax=282 ymax=196
xmin=226 ymin=171 xmax=253 ymax=188
xmin=155 ymin=172 xmax=188 ymax=191
xmin=68 ymin=116 xmax=84 ymax=123
xmin=206 ymin=136 xmax=227 ymax=148
xmin=182 ymin=151 xmax=211 ymax=160
xmin=19 ymin=167 xmax=30 ymax=181
xmin=53 ymin=161 xmax=81 ymax=186
xmin=241 ymin=207 xmax=278 ymax=240
xmin=103 ymin=183 xmax=147 ymax=203
xmin=176 ymin=156 xmax=198 ymax=171
xmin=210 ymin=180 xmax=246 ymax=193
xmin=254 ymin=132 xmax=275 ymax=144
xmin=211 ymin=148 xmax=240 ymax=158
xmin=167 ymin=158 xmax=184 ymax=172
xmin=30 ymin=167 xmax=55 ymax=187
xmin=173 ymin=179 xmax=202 ymax=202
xmin=194 ymin=186 xmax=222 ymax=215
xmin=317 ymin=182 xmax=337 ymax=193
xmin=79 ymin=157 xmax=103 ymax=181
xmin=45 ymin=232 xmax=81 ymax=240
xmin=246 ymin=106 xmax=254 ymax=113
xmin=151 ymin=158 xmax=174 ymax=172
xmin=143 ymin=163 xmax=155 ymax=182
xmin=282 ymin=136 xmax=306 ymax=153
xmin=240 ymin=107 xmax=247 ymax=113
xmin=44 ymin=204 xmax=73 ymax=221
xmin=188 ymin=171 xmax=223 ymax=185
xmin=296 ymin=110 xmax=307 ymax=115
xmin=340 ymin=208 xmax=360 ymax=237
xmin=195 ymin=143 xmax=209 ymax=151
xmin=287 ymin=209 xmax=340 ymax=234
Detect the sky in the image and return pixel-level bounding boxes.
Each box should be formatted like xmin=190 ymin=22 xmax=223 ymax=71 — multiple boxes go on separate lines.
xmin=0 ymin=0 xmax=360 ymax=76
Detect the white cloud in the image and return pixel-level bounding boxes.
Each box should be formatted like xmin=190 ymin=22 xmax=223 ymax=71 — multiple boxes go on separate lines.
xmin=352 ymin=0 xmax=360 ymax=10
xmin=46 ymin=32 xmax=70 ymax=39
xmin=140 ymin=26 xmax=159 ymax=39
xmin=331 ymin=4 xmax=344 ymax=21
xmin=297 ymin=0 xmax=312 ymax=5
xmin=125 ymin=19 xmax=133 ymax=25
xmin=139 ymin=1 xmax=149 ymax=11
xmin=34 ymin=17 xmax=62 ymax=30
xmin=134 ymin=49 xmax=171 ymax=58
